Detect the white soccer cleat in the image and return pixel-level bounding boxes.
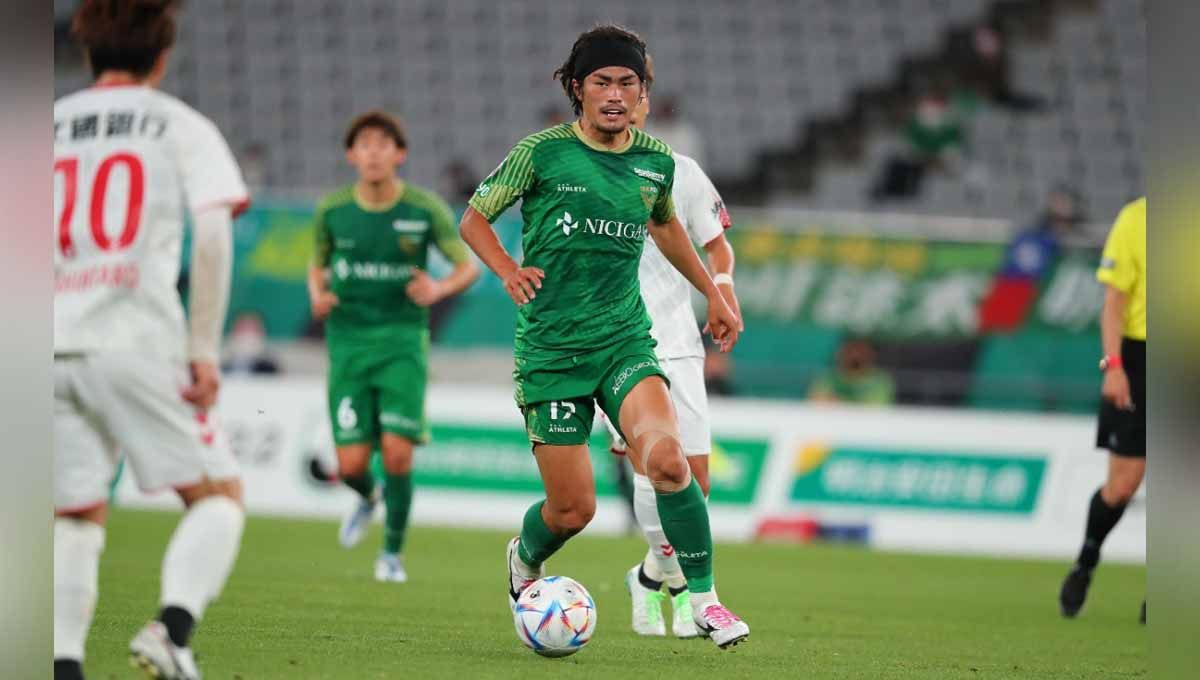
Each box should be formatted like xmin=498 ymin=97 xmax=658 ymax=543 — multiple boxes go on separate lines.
xmin=625 ymin=564 xmax=667 ymax=636
xmin=374 ymin=552 xmax=408 ymax=583
xmin=338 ymin=492 xmax=378 ymax=549
xmin=506 ymin=536 xmax=543 ymax=611
xmin=695 ymin=603 xmax=750 ymax=649
xmin=129 ymin=620 xmax=202 ymax=679
xmin=671 ymin=590 xmax=701 ymax=638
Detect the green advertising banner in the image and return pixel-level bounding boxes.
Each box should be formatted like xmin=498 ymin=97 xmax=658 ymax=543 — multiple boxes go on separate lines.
xmin=412 ymin=423 xmax=767 ymax=506
xmin=788 ymin=443 xmax=1046 ymax=515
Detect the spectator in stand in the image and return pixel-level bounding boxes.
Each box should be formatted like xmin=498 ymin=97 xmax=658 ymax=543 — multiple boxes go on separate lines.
xmin=952 ymin=23 xmax=1045 ymax=113
xmin=222 ymin=311 xmax=281 ymax=375
xmin=871 ymin=92 xmax=965 ymax=200
xmin=645 ymin=93 xmax=705 ymax=166
xmin=808 ymin=338 xmax=896 ymax=405
xmin=978 ymin=185 xmax=1083 ymax=332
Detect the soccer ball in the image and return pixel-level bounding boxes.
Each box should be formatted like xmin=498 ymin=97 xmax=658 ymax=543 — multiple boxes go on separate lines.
xmin=513 ymin=576 xmax=597 ymax=657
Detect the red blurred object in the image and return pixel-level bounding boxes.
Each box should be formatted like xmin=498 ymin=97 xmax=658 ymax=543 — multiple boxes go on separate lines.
xmin=754 ymin=516 xmax=821 ymax=543
xmin=977 ymin=276 xmax=1037 ymax=333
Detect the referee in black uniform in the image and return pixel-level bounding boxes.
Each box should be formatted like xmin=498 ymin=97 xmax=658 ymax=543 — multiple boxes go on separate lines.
xmin=1059 ymin=197 xmax=1146 ymax=623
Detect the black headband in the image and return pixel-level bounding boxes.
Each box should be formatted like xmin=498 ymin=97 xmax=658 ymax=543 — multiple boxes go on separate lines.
xmin=572 ymin=37 xmax=646 ymax=83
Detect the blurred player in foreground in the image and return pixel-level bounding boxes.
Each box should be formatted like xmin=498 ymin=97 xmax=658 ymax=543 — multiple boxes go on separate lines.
xmin=308 ymin=111 xmax=478 ymax=583
xmin=458 ymin=24 xmax=750 ymax=648
xmin=54 ymin=2 xmax=249 ymax=678
xmin=1059 ymin=197 xmax=1146 ymax=623
xmin=607 ymin=55 xmax=742 ymax=639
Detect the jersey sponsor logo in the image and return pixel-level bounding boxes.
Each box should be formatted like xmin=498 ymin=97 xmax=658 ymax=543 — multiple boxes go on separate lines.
xmin=634 ymin=167 xmax=666 ymax=182
xmin=556 ymin=211 xmax=579 ymax=236
xmin=713 ymin=199 xmax=732 ymax=229
xmin=392 ymin=219 xmax=429 ymax=234
xmin=555 ymin=183 xmax=588 ymax=193
xmin=556 ymin=211 xmax=650 ymax=241
xmin=332 ymin=258 xmax=414 ymax=282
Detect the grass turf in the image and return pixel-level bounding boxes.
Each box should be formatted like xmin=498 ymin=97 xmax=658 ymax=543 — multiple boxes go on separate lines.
xmin=84 ymin=509 xmax=1145 ymax=679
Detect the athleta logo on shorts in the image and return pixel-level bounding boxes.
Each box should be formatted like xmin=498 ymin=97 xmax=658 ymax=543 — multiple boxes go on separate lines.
xmin=634 ymin=167 xmax=666 ymax=182
xmin=611 ymin=360 xmax=656 ymax=395
xmin=556 ymin=211 xmax=648 ymax=241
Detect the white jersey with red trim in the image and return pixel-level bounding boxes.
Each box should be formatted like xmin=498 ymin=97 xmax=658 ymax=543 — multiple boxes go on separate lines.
xmin=53 ymin=85 xmax=248 ymax=359
xmin=641 ymin=152 xmax=731 ymax=361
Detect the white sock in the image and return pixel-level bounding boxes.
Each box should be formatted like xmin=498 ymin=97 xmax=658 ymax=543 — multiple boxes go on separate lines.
xmin=633 ymin=473 xmax=686 ymax=588
xmin=54 ymin=519 xmax=105 ymax=661
xmin=160 ymin=496 xmax=244 ymax=621
xmin=690 ymin=588 xmax=720 ymax=619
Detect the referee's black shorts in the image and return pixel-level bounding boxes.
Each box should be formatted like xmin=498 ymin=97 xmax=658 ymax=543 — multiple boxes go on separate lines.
xmin=1095 ymin=337 xmax=1146 ymax=457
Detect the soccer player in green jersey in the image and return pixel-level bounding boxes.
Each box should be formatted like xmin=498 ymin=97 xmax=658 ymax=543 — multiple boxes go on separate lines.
xmin=458 ymin=26 xmax=750 ymax=648
xmin=308 ymin=111 xmax=479 ymax=582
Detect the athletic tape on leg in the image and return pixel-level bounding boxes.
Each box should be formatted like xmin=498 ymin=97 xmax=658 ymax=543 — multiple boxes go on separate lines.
xmin=631 ymin=418 xmax=691 ymax=492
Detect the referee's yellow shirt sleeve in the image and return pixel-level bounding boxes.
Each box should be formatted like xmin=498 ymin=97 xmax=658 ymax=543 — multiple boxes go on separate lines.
xmin=1096 ymin=202 xmax=1138 ymax=293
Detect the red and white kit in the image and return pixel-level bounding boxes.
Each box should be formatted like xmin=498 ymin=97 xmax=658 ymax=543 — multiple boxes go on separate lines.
xmin=53 ymin=84 xmax=248 ymax=510
xmin=606 ymin=152 xmax=730 ymax=456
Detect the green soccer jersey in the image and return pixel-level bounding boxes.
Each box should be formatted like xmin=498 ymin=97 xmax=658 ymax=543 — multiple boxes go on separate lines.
xmin=468 ymin=121 xmax=676 ymax=354
xmin=313 ymin=182 xmax=469 ymax=345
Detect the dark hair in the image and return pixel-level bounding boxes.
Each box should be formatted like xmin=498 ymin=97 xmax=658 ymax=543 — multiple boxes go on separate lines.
xmin=553 ymin=24 xmax=647 ymax=115
xmin=343 ymin=110 xmax=407 ymax=150
xmin=72 ymin=0 xmax=179 ymax=79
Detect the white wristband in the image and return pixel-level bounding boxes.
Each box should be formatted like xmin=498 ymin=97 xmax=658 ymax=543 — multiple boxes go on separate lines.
xmin=712 ymin=272 xmax=734 ymax=287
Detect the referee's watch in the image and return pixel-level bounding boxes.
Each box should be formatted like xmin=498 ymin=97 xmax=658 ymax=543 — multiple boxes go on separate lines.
xmin=1099 ymin=355 xmax=1123 ymax=372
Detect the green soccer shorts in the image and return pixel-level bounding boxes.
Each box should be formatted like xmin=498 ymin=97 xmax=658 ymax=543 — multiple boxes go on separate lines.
xmin=327 ymin=331 xmax=430 ymax=446
xmin=514 ymin=335 xmax=668 ymax=446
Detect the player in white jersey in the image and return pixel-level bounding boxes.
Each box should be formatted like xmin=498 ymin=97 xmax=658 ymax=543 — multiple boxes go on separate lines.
xmin=610 ymin=59 xmax=743 ymax=639
xmin=53 ymin=3 xmax=248 ymax=679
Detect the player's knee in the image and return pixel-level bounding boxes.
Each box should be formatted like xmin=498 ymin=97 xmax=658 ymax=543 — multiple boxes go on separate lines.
xmin=381 ymin=436 xmax=414 ymax=474
xmin=646 ymin=446 xmax=689 ymax=489
xmin=1105 ymin=476 xmax=1139 ymax=505
xmin=547 ymin=498 xmax=596 ymax=535
xmin=337 ymin=454 xmax=370 ymax=479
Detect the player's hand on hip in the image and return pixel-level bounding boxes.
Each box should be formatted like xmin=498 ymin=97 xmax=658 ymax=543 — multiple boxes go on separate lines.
xmin=1102 ymin=367 xmax=1134 ymax=410
xmin=182 ymin=360 xmax=221 ymax=410
xmin=405 ymin=268 xmax=444 ymax=307
xmin=311 ymin=291 xmax=339 ymax=320
xmin=703 ymin=293 xmax=740 ymax=353
xmin=502 ymin=266 xmax=544 ymax=305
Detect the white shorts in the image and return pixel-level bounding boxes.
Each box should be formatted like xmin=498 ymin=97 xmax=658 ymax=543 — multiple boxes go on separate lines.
xmin=605 ymin=355 xmax=711 ymax=457
xmin=54 ymin=353 xmax=239 ymax=512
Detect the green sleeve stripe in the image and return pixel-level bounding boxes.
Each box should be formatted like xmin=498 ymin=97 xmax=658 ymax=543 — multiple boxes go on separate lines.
xmin=408 ymin=186 xmax=472 ymax=266
xmin=652 ymin=193 xmax=676 ymax=224
xmin=311 ymin=186 xmax=353 ymax=266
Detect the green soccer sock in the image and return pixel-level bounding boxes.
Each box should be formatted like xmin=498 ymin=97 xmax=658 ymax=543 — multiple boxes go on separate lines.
xmin=517 ymin=500 xmax=568 ymax=568
xmin=655 ymin=478 xmax=715 ymax=593
xmin=382 ymin=473 xmax=413 ymax=555
xmin=342 ymin=472 xmax=375 ymax=501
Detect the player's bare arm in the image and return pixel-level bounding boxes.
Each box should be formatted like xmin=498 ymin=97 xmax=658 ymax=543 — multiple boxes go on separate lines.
xmin=1100 ymin=285 xmax=1132 ymax=410
xmin=702 ymin=232 xmax=742 ymax=332
xmin=406 ymin=258 xmax=480 ymax=308
xmin=182 ymin=204 xmax=235 ymax=409
xmin=648 ymin=216 xmax=739 ymax=351
xmin=458 ymin=206 xmax=544 ymax=305
xmin=306 ymin=264 xmax=339 ymax=320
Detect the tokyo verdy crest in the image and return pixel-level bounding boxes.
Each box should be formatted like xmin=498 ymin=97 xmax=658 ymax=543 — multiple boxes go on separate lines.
xmin=556 ymin=211 xmax=579 ymax=236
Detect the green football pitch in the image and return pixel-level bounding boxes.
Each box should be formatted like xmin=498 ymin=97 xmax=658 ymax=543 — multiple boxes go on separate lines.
xmin=84 ymin=509 xmax=1145 ymax=679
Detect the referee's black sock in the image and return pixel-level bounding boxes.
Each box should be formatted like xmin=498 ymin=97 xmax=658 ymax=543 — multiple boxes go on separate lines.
xmin=1077 ymin=488 xmax=1127 ymax=570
